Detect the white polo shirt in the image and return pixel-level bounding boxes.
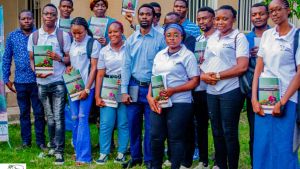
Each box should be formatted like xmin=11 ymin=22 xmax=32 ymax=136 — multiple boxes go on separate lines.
xmin=152 ymin=45 xmax=200 ymax=103
xmin=195 ymin=31 xmax=217 ymax=91
xmin=97 ymin=42 xmax=125 ymax=75
xmin=258 ymin=24 xmax=299 ymax=103
xmin=204 ymin=29 xmax=249 ymax=95
xmin=28 ymin=27 xmax=71 ymax=85
xmin=69 ymin=35 xmax=101 ymax=89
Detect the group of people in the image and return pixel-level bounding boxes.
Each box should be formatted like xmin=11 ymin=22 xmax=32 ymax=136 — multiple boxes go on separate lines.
xmin=2 ymin=0 xmax=300 ymax=169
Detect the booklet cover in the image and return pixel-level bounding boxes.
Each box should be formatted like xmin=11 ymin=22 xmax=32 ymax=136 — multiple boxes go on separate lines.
xmin=89 ymin=17 xmax=108 ymax=39
xmin=151 ymin=75 xmax=172 ymax=108
xmin=101 ymin=77 xmax=119 ymax=108
xmin=59 ymin=18 xmax=71 ymax=32
xmin=258 ymin=76 xmax=280 ymax=114
xmin=122 ymin=0 xmax=138 ymax=16
xmin=33 ymin=45 xmax=53 ymax=74
xmin=194 ymin=41 xmax=207 ymax=65
xmin=63 ymin=69 xmax=85 ymax=102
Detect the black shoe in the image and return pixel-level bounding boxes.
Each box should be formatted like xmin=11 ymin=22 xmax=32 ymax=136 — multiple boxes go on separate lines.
xmin=54 ymin=154 xmax=64 ymax=165
xmin=38 ymin=144 xmax=48 ymax=151
xmin=122 ymin=159 xmax=142 ymax=169
xmin=17 ymin=143 xmax=31 ymax=150
xmin=144 ymin=162 xmax=152 ymax=169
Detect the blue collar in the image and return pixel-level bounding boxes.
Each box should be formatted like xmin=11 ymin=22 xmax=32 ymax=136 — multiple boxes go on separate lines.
xmin=137 ymin=27 xmax=155 ymax=37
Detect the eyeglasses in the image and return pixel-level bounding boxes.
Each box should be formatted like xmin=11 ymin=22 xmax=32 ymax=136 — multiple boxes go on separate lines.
xmin=269 ymin=7 xmax=286 ymax=14
xmin=155 ymin=13 xmax=161 ymax=18
xmin=42 ymin=12 xmax=57 ymax=17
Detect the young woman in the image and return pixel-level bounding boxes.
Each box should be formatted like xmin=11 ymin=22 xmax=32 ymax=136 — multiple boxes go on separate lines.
xmin=67 ymin=17 xmax=101 ymax=165
xmin=89 ymin=0 xmax=116 ymax=46
xmin=251 ymin=0 xmax=300 ymax=168
xmin=147 ymin=23 xmax=200 ymax=169
xmin=201 ymin=5 xmax=249 ymax=169
xmin=95 ymin=21 xmax=129 ymax=165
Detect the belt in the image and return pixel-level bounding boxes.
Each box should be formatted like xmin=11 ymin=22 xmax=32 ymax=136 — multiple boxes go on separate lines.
xmin=131 ymin=77 xmax=150 ymax=87
xmin=104 ymin=74 xmax=121 ymax=79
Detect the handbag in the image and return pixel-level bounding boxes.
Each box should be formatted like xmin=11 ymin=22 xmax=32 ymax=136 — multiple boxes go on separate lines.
xmin=235 ymin=33 xmax=255 ymax=95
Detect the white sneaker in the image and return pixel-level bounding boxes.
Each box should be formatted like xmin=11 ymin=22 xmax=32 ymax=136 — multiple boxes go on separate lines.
xmin=96 ymin=153 xmax=108 ymax=165
xmin=194 ymin=162 xmax=209 ymax=169
xmin=212 ymin=165 xmax=220 ymax=169
xmin=163 ymin=159 xmax=171 ymax=167
xmin=180 ymin=165 xmax=191 ymax=169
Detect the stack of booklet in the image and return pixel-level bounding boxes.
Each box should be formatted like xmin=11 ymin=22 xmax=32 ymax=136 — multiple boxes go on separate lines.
xmin=151 ymin=75 xmax=172 ymax=108
xmin=258 ymin=76 xmax=280 ymax=114
xmin=58 ymin=18 xmax=71 ymax=33
xmin=63 ymin=69 xmax=85 ymax=101
xmin=33 ymin=45 xmax=53 ymax=74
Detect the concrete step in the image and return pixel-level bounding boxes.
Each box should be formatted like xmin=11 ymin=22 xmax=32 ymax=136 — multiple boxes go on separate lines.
xmin=7 ymin=107 xmax=20 ymax=122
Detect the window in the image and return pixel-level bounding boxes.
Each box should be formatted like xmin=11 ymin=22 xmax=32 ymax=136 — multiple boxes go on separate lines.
xmin=188 ymin=0 xmax=217 ymax=23
xmin=28 ymin=0 xmax=42 ymax=28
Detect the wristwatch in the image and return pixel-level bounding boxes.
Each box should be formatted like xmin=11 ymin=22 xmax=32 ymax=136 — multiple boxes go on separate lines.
xmin=84 ymin=88 xmax=90 ymax=95
xmin=216 ymin=72 xmax=221 ymax=80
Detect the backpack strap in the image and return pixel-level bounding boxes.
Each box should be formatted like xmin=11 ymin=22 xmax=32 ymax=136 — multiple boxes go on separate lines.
xmin=32 ymin=30 xmax=39 ymax=46
xmin=294 ymin=29 xmax=300 ymax=71
xmin=56 ymin=28 xmax=65 ymax=56
xmin=86 ymin=38 xmax=95 ymax=74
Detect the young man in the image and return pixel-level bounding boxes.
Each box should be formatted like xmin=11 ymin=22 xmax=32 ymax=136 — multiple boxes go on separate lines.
xmin=28 ymin=3 xmax=71 ymax=165
xmin=245 ymin=2 xmax=269 ymax=167
xmin=121 ymin=4 xmax=166 ymax=169
xmin=2 ymin=10 xmax=46 ymax=150
xmin=192 ymin=7 xmax=217 ymax=169
xmin=173 ymin=0 xmax=200 ymax=38
xmin=58 ymin=0 xmax=73 ymax=19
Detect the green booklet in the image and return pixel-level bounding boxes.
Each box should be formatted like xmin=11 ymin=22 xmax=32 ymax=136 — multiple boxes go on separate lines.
xmin=101 ymin=77 xmax=119 ymax=108
xmin=59 ymin=18 xmax=71 ymax=32
xmin=63 ymin=69 xmax=85 ymax=101
xmin=194 ymin=41 xmax=206 ymax=65
xmin=151 ymin=75 xmax=172 ymax=108
xmin=89 ymin=17 xmax=108 ymax=39
xmin=122 ymin=0 xmax=138 ymax=16
xmin=258 ymin=76 xmax=280 ymax=114
xmin=33 ymin=45 xmax=53 ymax=74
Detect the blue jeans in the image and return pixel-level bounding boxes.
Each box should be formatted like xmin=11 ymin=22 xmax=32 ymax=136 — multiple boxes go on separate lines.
xmin=126 ymin=84 xmax=152 ymax=163
xmin=99 ymin=103 xmax=129 ymax=154
xmin=15 ymin=82 xmax=45 ymax=146
xmin=150 ymin=103 xmax=194 ymax=169
xmin=38 ymin=81 xmax=66 ymax=154
xmin=69 ymin=88 xmax=95 ymax=163
xmin=207 ymin=88 xmax=244 ymax=169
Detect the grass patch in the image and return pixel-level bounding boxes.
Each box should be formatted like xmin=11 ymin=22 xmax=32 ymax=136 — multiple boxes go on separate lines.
xmin=0 ymin=112 xmax=253 ymax=169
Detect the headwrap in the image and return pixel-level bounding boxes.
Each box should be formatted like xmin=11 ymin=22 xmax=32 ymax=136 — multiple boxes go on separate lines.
xmin=164 ymin=23 xmax=184 ymax=35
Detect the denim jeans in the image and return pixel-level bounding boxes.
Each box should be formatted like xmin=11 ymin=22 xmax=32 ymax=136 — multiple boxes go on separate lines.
xmin=15 ymin=82 xmax=45 ymax=146
xmin=69 ymin=88 xmax=95 ymax=163
xmin=150 ymin=103 xmax=194 ymax=169
xmin=207 ymin=88 xmax=244 ymax=169
xmin=246 ymin=97 xmax=254 ymax=167
xmin=126 ymin=83 xmax=152 ymax=163
xmin=38 ymin=81 xmax=66 ymax=154
xmin=100 ymin=103 xmax=129 ymax=154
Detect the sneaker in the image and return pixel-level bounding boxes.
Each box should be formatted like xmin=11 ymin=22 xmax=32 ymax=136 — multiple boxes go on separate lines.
xmin=212 ymin=165 xmax=220 ymax=169
xmin=38 ymin=144 xmax=48 ymax=151
xmin=193 ymin=148 xmax=199 ymax=161
xmin=54 ymin=154 xmax=64 ymax=165
xmin=163 ymin=160 xmax=171 ymax=167
xmin=96 ymin=153 xmax=108 ymax=165
xmin=194 ymin=162 xmax=209 ymax=169
xmin=114 ymin=152 xmax=126 ymax=164
xmin=47 ymin=149 xmax=55 ymax=157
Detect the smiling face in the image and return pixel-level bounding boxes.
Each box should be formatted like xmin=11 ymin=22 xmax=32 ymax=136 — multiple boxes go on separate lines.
xmin=268 ymin=0 xmax=290 ymax=25
xmin=251 ymin=6 xmax=269 ymax=29
xmin=165 ymin=28 xmax=183 ymax=49
xmin=71 ymin=24 xmax=87 ymax=42
xmin=93 ymin=0 xmax=107 ymax=17
xmin=197 ymin=11 xmax=214 ymax=32
xmin=59 ymin=0 xmax=73 ymax=18
xmin=42 ymin=6 xmax=57 ymax=28
xmin=215 ymin=9 xmax=235 ymax=34
xmin=138 ymin=7 xmax=154 ymax=29
xmin=108 ymin=23 xmax=123 ymax=46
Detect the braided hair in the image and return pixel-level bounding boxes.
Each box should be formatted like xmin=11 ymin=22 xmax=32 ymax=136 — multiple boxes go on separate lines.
xmin=71 ymin=17 xmax=93 ymax=38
